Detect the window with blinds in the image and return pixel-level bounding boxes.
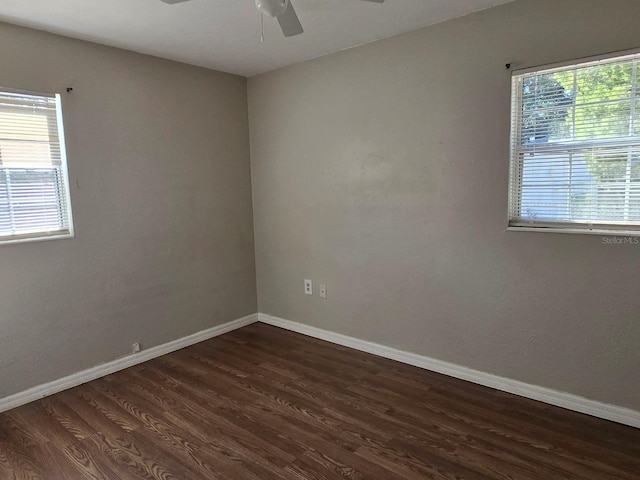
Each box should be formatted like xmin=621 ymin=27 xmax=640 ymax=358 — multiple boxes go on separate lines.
xmin=509 ymin=51 xmax=640 ymax=234
xmin=0 ymin=89 xmax=73 ymax=244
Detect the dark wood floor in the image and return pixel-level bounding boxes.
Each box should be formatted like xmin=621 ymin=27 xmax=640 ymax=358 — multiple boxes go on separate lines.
xmin=1 ymin=323 xmax=639 ymax=479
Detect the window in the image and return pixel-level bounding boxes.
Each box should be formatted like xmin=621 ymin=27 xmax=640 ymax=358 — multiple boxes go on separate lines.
xmin=0 ymin=89 xmax=73 ymax=244
xmin=508 ymin=51 xmax=640 ymax=234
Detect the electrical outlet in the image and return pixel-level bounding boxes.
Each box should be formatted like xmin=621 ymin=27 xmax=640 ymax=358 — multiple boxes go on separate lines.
xmin=304 ymin=279 xmax=313 ymax=295
xmin=319 ymin=284 xmax=327 ymax=299
xmin=132 ymin=342 xmax=141 ymax=354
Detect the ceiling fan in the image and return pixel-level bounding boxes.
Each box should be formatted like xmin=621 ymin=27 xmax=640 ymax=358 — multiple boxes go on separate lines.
xmin=161 ymin=0 xmax=385 ymax=38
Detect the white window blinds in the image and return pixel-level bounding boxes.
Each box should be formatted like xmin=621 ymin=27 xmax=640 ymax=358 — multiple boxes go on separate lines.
xmin=0 ymin=90 xmax=73 ymax=244
xmin=509 ymin=51 xmax=640 ymax=233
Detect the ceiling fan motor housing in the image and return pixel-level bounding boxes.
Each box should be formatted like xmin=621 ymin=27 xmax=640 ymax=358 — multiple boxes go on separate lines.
xmin=255 ymin=0 xmax=289 ymax=17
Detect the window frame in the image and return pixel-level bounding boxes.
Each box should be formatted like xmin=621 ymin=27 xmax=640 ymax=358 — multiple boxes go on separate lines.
xmin=507 ymin=48 xmax=640 ymax=237
xmin=0 ymin=87 xmax=74 ymax=246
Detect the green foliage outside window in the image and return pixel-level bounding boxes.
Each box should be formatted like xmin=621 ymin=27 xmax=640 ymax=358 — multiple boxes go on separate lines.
xmin=522 ymin=59 xmax=639 ymax=184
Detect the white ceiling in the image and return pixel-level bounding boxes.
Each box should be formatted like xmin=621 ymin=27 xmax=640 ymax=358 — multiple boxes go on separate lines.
xmin=0 ymin=0 xmax=514 ymax=77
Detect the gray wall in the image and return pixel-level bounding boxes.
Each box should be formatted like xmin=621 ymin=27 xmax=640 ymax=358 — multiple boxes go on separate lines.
xmin=0 ymin=22 xmax=257 ymax=397
xmin=248 ymin=0 xmax=640 ymax=411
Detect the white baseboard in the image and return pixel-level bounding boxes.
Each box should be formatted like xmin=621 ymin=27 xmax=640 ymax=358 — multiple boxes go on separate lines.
xmin=4 ymin=311 xmax=638 ymax=430
xmin=0 ymin=313 xmax=258 ymax=414
xmin=258 ymin=313 xmax=640 ymax=429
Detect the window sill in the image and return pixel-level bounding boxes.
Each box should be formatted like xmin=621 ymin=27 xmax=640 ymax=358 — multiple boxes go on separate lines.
xmin=0 ymin=231 xmax=74 ymax=246
xmin=507 ymin=226 xmax=640 ymax=237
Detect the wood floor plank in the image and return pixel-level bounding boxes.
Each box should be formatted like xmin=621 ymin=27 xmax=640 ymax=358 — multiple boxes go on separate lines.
xmin=1 ymin=323 xmax=639 ymax=479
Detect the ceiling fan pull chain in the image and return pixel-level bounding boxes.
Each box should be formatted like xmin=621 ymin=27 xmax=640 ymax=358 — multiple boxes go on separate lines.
xmin=261 ymin=13 xmax=264 ymax=43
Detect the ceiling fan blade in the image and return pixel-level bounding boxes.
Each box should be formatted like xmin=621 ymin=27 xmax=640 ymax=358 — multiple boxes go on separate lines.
xmin=361 ymin=0 xmax=384 ymax=2
xmin=277 ymin=1 xmax=303 ymax=37
xmin=161 ymin=0 xmax=191 ymax=4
